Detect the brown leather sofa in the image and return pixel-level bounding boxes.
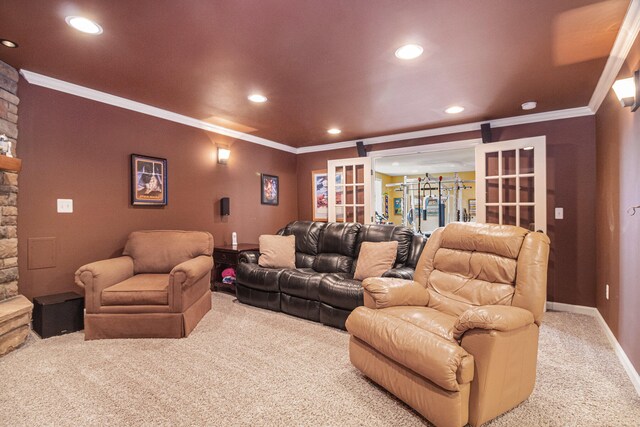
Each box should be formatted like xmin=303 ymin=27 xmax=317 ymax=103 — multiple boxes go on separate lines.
xmin=346 ymin=222 xmax=550 ymax=427
xmin=75 ymin=230 xmax=214 ymax=340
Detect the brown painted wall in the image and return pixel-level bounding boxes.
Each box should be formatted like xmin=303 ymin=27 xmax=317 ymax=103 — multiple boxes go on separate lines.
xmin=17 ymin=82 xmax=298 ymax=300
xmin=297 ymin=117 xmax=597 ymax=307
xmin=595 ymin=35 xmax=640 ymax=372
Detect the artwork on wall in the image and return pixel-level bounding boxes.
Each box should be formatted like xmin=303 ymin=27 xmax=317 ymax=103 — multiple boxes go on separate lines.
xmin=335 ymin=171 xmax=344 ymax=222
xmin=468 ymin=199 xmax=476 ymax=217
xmin=261 ymin=174 xmax=279 ymax=205
xmin=312 ymin=169 xmax=328 ymax=221
xmin=393 ymin=198 xmax=402 ymax=215
xmin=131 ymin=154 xmax=167 ymax=206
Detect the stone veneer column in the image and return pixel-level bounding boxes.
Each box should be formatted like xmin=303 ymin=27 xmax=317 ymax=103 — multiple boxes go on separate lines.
xmin=0 ymin=60 xmax=33 ymax=356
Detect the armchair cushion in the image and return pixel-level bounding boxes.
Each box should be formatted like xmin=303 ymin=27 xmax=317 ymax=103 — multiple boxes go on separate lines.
xmin=453 ymin=305 xmax=535 ymax=340
xmin=123 ymin=230 xmax=213 ymax=274
xmin=102 ymin=274 xmax=168 ymax=306
xmin=353 ymin=241 xmax=398 ymax=280
xmin=170 ymin=255 xmax=214 ymax=289
xmin=361 ymin=277 xmax=429 ymax=309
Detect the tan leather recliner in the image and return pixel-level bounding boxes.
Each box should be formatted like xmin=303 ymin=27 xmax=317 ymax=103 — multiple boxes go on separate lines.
xmin=75 ymin=230 xmax=214 ymax=340
xmin=345 ymin=222 xmax=550 ymax=427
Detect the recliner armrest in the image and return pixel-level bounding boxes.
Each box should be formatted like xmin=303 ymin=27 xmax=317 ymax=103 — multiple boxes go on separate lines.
xmin=239 ymin=251 xmax=260 ymax=264
xmin=361 ymin=277 xmax=429 ymax=309
xmin=170 ymin=255 xmax=214 ymax=288
xmin=453 ymin=305 xmax=534 ymax=340
xmin=75 ymin=256 xmax=134 ymax=312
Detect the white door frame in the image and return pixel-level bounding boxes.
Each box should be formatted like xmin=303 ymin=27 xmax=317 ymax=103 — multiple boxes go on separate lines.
xmin=328 ymin=157 xmax=372 ymax=224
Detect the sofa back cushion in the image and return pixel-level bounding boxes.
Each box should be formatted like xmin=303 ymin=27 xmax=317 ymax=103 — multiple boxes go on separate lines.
xmin=282 ymin=221 xmax=327 ymax=268
xmin=124 ymin=230 xmax=213 ymax=274
xmin=312 ymin=222 xmax=361 ymax=273
xmin=356 ymin=224 xmax=414 ymax=267
xmin=415 ymin=223 xmax=531 ymax=317
xmin=405 ymin=234 xmax=427 ymax=268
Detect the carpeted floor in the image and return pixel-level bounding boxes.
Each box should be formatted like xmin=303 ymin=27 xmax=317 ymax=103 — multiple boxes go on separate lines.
xmin=0 ymin=292 xmax=638 ymax=426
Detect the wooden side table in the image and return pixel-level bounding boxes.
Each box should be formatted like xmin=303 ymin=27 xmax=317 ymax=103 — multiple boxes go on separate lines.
xmin=212 ymin=243 xmax=259 ymax=293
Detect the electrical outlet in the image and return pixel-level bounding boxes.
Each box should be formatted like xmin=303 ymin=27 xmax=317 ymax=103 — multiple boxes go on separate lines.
xmin=57 ymin=199 xmax=73 ymax=213
xmin=605 ymin=284 xmax=610 ymax=300
xmin=555 ymin=207 xmax=564 ymax=219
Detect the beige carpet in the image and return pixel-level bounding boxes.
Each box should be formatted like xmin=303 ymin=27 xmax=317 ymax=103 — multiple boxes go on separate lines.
xmin=0 ymin=292 xmax=638 ymax=426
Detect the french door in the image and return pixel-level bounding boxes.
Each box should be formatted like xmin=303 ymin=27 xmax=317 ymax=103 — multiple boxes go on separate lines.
xmin=327 ymin=157 xmax=372 ymax=224
xmin=475 ymin=136 xmax=546 ymax=232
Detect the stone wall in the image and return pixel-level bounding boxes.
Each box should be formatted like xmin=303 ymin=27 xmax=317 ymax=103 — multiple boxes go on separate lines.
xmin=0 ymin=60 xmax=19 ymax=302
xmin=0 ymin=60 xmax=30 ymax=356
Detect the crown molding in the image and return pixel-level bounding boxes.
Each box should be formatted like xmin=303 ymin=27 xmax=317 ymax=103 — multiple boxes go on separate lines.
xmin=589 ymin=0 xmax=640 ymax=113
xmin=297 ymin=106 xmax=594 ymax=154
xmin=19 ymin=69 xmax=298 ymax=154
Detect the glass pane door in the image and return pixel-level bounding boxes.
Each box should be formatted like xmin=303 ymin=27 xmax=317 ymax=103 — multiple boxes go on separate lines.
xmin=328 ymin=157 xmax=372 ymax=224
xmin=475 ymin=137 xmax=546 ymax=232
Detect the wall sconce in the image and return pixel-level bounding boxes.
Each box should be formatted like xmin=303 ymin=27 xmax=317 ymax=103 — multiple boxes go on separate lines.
xmin=217 ymin=147 xmax=231 ymax=164
xmin=612 ymin=70 xmax=639 ymax=111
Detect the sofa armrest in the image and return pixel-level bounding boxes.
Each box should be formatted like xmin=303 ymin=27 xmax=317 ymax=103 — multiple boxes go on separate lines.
xmin=239 ymin=250 xmax=260 ymax=264
xmin=382 ymin=266 xmax=414 ymax=280
xmin=75 ymin=256 xmax=134 ymax=312
xmin=453 ymin=305 xmax=534 ymax=340
xmin=170 ymin=255 xmax=214 ymax=289
xmin=361 ymin=277 xmax=429 ymax=309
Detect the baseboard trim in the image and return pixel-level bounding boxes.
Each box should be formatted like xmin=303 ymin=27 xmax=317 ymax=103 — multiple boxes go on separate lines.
xmin=546 ymin=301 xmax=640 ymax=395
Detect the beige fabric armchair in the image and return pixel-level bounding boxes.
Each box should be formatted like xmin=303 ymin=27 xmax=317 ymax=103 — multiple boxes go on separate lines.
xmin=75 ymin=230 xmax=214 ymax=340
xmin=345 ymin=222 xmax=550 ymax=427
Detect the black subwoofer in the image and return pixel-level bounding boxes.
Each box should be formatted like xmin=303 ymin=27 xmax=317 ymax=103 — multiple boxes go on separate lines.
xmin=32 ymin=292 xmax=84 ymax=338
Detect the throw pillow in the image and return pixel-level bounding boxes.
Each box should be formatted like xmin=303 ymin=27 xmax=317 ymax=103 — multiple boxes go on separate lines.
xmin=353 ymin=241 xmax=399 ymax=281
xmin=258 ymin=235 xmax=296 ymax=269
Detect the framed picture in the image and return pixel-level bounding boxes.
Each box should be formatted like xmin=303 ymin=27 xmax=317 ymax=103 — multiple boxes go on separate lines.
xmin=131 ymin=154 xmax=167 ymax=206
xmin=312 ymin=169 xmax=328 ymax=221
xmin=261 ymin=174 xmax=279 ymax=205
xmin=335 ymin=171 xmax=344 ymax=222
xmin=468 ymin=199 xmax=477 ymax=217
xmin=393 ymin=198 xmax=402 ymax=215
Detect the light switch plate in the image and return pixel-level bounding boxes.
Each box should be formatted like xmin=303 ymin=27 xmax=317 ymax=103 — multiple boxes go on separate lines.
xmin=555 ymin=207 xmax=563 ymax=220
xmin=57 ymin=199 xmax=73 ymax=213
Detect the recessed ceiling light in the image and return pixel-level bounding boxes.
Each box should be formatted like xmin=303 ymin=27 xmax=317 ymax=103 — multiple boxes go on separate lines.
xmin=522 ymin=101 xmax=537 ymax=110
xmin=445 ymin=105 xmax=465 ymax=114
xmin=65 ymin=16 xmax=103 ymax=34
xmin=391 ymin=162 xmax=400 ymax=167
xmin=327 ymin=128 xmax=341 ymax=135
xmin=394 ymin=44 xmax=423 ymax=60
xmin=0 ymin=39 xmax=18 ymax=48
xmin=248 ymin=94 xmax=267 ymax=103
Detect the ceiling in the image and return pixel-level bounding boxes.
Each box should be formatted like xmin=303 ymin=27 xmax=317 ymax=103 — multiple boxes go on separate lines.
xmin=0 ymin=0 xmax=631 ymax=148
xmin=375 ymin=148 xmax=476 ymax=176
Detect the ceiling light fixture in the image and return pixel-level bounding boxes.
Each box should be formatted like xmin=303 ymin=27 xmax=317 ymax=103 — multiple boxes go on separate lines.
xmin=612 ymin=70 xmax=639 ymax=111
xmin=327 ymin=128 xmax=341 ymax=135
xmin=248 ymin=94 xmax=267 ymax=103
xmin=445 ymin=106 xmax=465 ymax=114
xmin=0 ymin=39 xmax=18 ymax=48
xmin=394 ymin=44 xmax=423 ymax=60
xmin=65 ymin=16 xmax=103 ymax=34
xmin=521 ymin=101 xmax=537 ymax=110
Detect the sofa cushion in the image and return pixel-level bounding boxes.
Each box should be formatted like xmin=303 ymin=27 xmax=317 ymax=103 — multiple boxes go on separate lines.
xmin=123 ymin=230 xmax=213 ymax=274
xmin=379 ymin=306 xmax=458 ymax=342
xmin=236 ymin=262 xmax=286 ymax=292
xmin=319 ymin=274 xmax=363 ymax=310
xmin=353 ymin=241 xmax=398 ymax=280
xmin=280 ymin=268 xmax=327 ymax=300
xmin=282 ymin=221 xmax=326 ymax=256
xmin=258 ymin=235 xmax=296 ymax=269
xmin=357 ymin=224 xmax=414 ymax=266
xmin=317 ymin=222 xmax=361 ymax=257
xmin=102 ymin=274 xmax=169 ymax=306
xmin=312 ymin=253 xmax=354 ymax=273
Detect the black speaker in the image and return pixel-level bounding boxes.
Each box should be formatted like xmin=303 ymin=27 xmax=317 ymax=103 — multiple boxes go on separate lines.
xmin=220 ymin=197 xmax=230 ymax=216
xmin=356 ymin=141 xmax=367 ymax=157
xmin=32 ymin=292 xmax=84 ymax=339
xmin=481 ymin=123 xmax=492 ymax=144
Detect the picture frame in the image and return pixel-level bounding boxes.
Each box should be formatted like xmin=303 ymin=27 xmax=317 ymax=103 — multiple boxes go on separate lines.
xmin=131 ymin=154 xmax=167 ymax=206
xmin=468 ymin=199 xmax=477 ymax=217
xmin=393 ymin=198 xmax=402 ymax=215
xmin=312 ymin=169 xmax=328 ymax=221
xmin=261 ymin=173 xmax=279 ymax=205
